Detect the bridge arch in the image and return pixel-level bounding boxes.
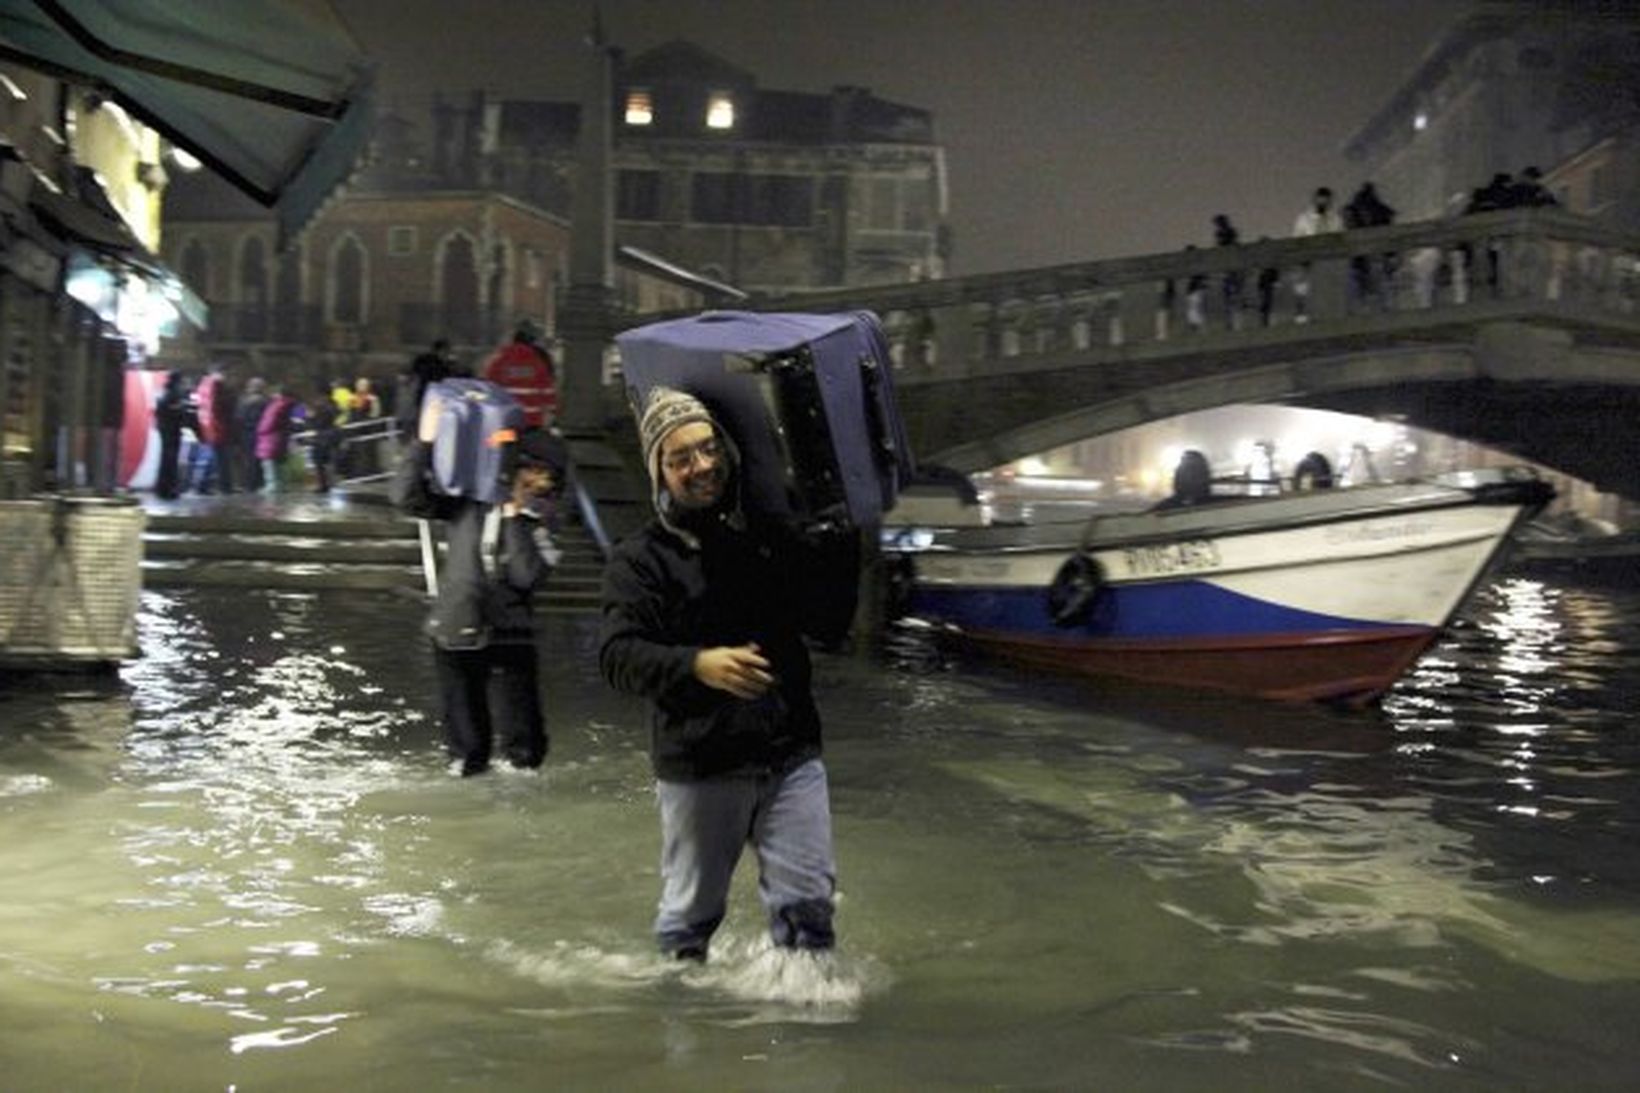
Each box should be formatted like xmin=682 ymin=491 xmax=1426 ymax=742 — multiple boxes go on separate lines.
xmin=919 ymin=336 xmax=1640 ymax=496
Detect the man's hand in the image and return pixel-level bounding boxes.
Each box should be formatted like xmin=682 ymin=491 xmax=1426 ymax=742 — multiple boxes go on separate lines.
xmin=693 ymin=643 xmax=774 ymax=700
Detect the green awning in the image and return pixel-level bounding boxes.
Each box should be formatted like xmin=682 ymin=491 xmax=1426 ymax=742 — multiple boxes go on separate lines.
xmin=0 ymin=0 xmax=373 ymax=245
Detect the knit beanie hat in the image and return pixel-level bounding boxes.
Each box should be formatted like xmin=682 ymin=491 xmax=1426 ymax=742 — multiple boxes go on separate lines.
xmin=639 ymin=386 xmax=715 ymax=484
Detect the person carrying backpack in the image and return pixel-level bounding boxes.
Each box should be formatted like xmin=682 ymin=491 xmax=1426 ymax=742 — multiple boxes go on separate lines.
xmin=390 ymin=382 xmax=566 ymax=776
xmin=394 ymin=339 xmax=454 ymax=449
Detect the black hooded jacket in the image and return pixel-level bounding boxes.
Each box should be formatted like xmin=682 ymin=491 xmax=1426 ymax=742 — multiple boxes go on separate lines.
xmin=599 ymin=505 xmax=859 ymax=782
xmin=391 ymin=439 xmax=552 ymax=647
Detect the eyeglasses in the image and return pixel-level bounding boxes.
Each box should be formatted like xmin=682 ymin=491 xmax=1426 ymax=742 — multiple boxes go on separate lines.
xmin=661 ymin=436 xmax=723 ymax=474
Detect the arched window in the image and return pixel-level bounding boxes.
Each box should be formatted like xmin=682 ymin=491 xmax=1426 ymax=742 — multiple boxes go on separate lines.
xmin=237 ymin=234 xmax=268 ymax=340
xmin=179 ymin=237 xmax=209 ymax=299
xmin=329 ymin=234 xmax=367 ymax=324
xmin=437 ymin=232 xmax=480 ymax=343
xmin=275 ymin=243 xmax=305 ymax=340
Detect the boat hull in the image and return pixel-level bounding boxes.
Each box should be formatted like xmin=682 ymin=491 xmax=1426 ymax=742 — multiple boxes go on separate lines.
xmin=959 ymin=625 xmax=1438 ymax=706
xmin=898 ymin=477 xmax=1550 ymax=705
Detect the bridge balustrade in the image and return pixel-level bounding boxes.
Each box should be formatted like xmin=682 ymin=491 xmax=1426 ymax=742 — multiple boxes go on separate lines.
xmin=740 ymin=208 xmax=1640 ymax=382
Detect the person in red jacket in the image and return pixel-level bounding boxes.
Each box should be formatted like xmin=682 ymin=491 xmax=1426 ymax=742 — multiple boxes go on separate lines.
xmin=483 ymin=320 xmax=558 ymax=429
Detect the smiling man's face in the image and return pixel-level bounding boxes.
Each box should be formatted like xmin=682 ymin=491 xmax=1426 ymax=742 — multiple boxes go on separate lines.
xmin=659 ymin=421 xmax=726 ymax=511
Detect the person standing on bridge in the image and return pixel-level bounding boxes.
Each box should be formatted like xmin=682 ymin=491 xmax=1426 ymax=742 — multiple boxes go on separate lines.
xmin=1291 ymin=187 xmax=1344 ymax=323
xmin=1212 ymin=214 xmax=1245 ymax=330
xmin=598 ymin=387 xmax=860 ymax=962
xmin=392 ymin=399 xmax=566 ymax=776
xmin=1343 ymin=182 xmax=1397 ymax=311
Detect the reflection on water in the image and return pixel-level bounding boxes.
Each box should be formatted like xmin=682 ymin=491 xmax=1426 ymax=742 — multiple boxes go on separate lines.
xmin=2 ymin=573 xmax=1639 ymax=1089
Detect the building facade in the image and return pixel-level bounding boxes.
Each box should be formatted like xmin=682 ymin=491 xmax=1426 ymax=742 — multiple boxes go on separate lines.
xmin=1343 ymin=2 xmax=1640 ymax=227
xmin=0 ymin=64 xmax=184 ymax=496
xmin=161 ymin=179 xmax=575 ymax=387
xmin=160 ymin=174 xmax=734 ymax=395
xmin=159 ymin=38 xmax=943 ymax=396
xmin=370 ymin=40 xmax=951 ymax=294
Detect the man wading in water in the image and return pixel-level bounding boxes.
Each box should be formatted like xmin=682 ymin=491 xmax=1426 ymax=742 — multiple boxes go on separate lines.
xmin=599 ymin=387 xmax=859 ymax=961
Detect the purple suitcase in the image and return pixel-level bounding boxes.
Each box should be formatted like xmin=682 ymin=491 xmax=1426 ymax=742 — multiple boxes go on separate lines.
xmin=426 ymin=378 xmax=525 ymax=505
xmin=616 ymin=310 xmax=915 ymax=527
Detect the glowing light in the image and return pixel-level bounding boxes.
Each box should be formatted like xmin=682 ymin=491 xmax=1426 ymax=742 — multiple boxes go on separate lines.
xmin=706 ymin=92 xmax=735 ymax=130
xmin=1413 ymin=112 xmax=1429 ymax=131
xmin=114 ymin=278 xmax=179 ymax=354
xmin=66 ymin=264 xmax=115 ymax=312
xmin=168 ymin=146 xmax=202 ymax=172
xmin=1365 ymin=419 xmax=1400 ymax=450
xmin=1016 ymin=457 xmax=1049 ymax=476
xmin=624 ymin=89 xmax=653 ymax=126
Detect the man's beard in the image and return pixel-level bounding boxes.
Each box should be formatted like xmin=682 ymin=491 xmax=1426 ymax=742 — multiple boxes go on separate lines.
xmin=673 ymin=465 xmax=726 ymax=510
xmin=670 ymin=467 xmax=730 ymax=525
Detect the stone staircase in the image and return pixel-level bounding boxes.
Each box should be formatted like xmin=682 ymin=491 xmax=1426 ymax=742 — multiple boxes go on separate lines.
xmin=141 ymin=508 xmax=606 ymax=613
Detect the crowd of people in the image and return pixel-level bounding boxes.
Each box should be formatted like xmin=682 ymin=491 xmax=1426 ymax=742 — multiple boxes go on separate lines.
xmin=148 ymin=367 xmax=400 ymax=499
xmin=145 ymin=319 xmax=561 ymax=501
xmin=1159 ymin=166 xmax=1560 ymax=337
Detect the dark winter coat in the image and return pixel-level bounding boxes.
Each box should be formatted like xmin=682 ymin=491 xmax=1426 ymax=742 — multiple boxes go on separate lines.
xmin=391 ymin=438 xmax=552 ymax=649
xmin=155 ymin=381 xmax=198 ymax=441
xmin=599 ymin=508 xmax=859 ymax=782
xmin=1344 ymin=187 xmax=1396 ymax=229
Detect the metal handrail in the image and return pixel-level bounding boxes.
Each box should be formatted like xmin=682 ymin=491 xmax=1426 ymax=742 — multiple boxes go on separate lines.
xmin=571 ymin=472 xmax=612 ymax=559
xmin=291 ymin=415 xmax=401 ymax=485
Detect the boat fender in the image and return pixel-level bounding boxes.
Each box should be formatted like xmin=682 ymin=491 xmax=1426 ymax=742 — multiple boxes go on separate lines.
xmin=1293 ymin=451 xmax=1334 ymax=490
xmin=1047 ymin=553 xmax=1104 ymax=628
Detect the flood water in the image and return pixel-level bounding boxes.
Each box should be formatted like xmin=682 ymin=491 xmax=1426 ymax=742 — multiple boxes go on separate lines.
xmin=3 ymin=566 xmax=1639 ymax=1090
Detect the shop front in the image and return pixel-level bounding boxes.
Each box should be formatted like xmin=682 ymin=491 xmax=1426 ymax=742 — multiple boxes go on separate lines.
xmin=0 ymin=0 xmax=371 ymax=667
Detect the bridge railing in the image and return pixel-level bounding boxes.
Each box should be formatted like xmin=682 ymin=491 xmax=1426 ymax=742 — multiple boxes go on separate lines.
xmin=742 ymin=208 xmax=1640 ymax=380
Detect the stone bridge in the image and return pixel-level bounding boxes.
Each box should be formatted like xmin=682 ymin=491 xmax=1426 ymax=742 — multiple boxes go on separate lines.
xmin=735 ymin=208 xmax=1640 ymax=499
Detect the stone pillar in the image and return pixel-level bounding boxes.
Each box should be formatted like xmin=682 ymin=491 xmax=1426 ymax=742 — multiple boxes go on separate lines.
xmin=559 ymin=29 xmax=620 ymax=435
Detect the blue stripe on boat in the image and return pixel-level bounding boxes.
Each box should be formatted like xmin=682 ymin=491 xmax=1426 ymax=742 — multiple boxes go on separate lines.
xmin=910 ymin=579 xmax=1398 ymax=639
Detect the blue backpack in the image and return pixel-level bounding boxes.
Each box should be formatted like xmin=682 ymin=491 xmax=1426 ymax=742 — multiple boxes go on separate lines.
xmin=425 ymin=378 xmax=525 ymax=504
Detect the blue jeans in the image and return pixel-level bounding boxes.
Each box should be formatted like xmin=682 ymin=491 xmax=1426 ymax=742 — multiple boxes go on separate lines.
xmin=655 ymin=758 xmax=836 ymax=957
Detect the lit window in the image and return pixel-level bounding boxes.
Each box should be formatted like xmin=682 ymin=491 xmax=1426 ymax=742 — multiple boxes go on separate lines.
xmin=706 ymin=91 xmax=735 ymax=130
xmin=625 ymin=89 xmax=653 ymax=126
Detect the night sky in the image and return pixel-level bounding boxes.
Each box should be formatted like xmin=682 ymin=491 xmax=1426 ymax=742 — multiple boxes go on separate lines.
xmin=333 ymin=0 xmax=1472 ymax=275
